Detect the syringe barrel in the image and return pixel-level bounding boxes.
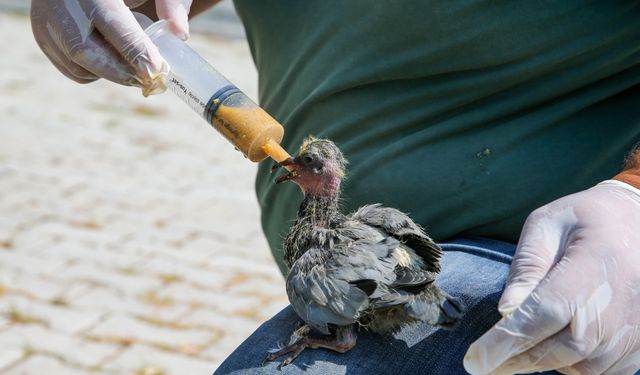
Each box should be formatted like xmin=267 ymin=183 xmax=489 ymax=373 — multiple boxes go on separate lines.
xmin=144 ymin=20 xmax=284 ymax=162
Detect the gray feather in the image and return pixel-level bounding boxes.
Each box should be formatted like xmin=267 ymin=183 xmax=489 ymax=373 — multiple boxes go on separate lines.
xmin=351 ymin=204 xmax=442 ymax=273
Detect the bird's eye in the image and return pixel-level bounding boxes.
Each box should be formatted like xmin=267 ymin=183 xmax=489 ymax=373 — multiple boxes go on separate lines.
xmin=302 ymin=155 xmax=314 ymax=164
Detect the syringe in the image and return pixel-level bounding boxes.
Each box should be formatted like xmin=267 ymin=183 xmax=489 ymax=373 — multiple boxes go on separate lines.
xmin=144 ymin=19 xmax=291 ymax=164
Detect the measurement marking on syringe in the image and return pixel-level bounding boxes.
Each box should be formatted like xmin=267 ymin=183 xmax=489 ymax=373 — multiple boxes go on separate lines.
xmin=188 ymin=91 xmax=205 ymax=108
xmin=170 ymin=77 xmax=187 ymax=94
xmin=169 ymin=75 xmax=206 ymax=112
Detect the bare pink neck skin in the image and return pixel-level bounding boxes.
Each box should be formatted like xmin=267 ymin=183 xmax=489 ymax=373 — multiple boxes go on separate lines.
xmin=295 ymin=171 xmax=342 ymax=200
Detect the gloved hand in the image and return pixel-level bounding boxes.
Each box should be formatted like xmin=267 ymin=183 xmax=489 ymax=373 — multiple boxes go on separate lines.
xmin=30 ymin=0 xmax=193 ymax=96
xmin=464 ymin=180 xmax=640 ymax=375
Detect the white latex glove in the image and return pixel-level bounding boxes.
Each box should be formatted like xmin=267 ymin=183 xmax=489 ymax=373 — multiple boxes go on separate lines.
xmin=464 ymin=180 xmax=640 ymax=375
xmin=30 ymin=0 xmax=193 ymax=96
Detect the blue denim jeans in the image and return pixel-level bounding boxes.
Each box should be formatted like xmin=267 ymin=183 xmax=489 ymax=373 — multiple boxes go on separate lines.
xmin=214 ymin=237 xmax=559 ymax=375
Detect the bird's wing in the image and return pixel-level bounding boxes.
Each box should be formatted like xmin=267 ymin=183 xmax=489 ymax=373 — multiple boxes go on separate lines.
xmin=286 ymin=237 xmax=399 ymax=334
xmin=350 ymin=204 xmax=442 ymax=273
xmin=391 ymin=265 xmax=436 ymax=292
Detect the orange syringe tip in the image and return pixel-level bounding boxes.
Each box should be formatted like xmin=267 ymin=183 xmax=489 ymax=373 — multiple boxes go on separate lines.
xmin=213 ymin=105 xmax=287 ymax=163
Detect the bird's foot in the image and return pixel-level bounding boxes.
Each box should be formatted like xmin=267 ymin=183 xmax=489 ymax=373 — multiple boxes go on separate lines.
xmin=262 ymin=339 xmax=309 ymax=369
xmin=262 ymin=324 xmax=311 ymax=368
xmin=262 ymin=324 xmax=357 ymax=368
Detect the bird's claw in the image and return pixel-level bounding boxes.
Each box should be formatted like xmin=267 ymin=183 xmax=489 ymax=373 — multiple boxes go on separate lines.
xmin=261 ymin=352 xmax=295 ymax=369
xmin=261 ymin=353 xmax=276 ymax=366
xmin=281 ymin=356 xmax=295 ymax=367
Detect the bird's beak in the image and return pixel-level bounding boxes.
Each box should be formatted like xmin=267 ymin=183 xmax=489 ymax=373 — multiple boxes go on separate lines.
xmin=273 ymin=157 xmax=299 ymax=184
xmin=271 ymin=157 xmax=295 ymax=171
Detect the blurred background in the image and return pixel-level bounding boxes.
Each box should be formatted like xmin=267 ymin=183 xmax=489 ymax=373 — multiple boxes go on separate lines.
xmin=0 ymin=1 xmax=288 ymax=374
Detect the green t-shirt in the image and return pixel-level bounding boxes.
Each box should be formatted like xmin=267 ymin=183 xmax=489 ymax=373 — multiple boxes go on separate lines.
xmin=233 ymin=0 xmax=640 ymax=274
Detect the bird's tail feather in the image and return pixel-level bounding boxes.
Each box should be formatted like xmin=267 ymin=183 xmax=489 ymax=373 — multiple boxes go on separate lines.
xmin=404 ymin=291 xmax=463 ymax=329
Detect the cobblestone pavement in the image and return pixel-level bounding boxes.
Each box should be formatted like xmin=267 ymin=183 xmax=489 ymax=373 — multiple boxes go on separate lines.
xmin=0 ymin=11 xmax=288 ymax=375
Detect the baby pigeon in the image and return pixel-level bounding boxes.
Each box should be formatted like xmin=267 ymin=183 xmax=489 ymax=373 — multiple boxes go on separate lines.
xmin=266 ymin=137 xmax=463 ymax=367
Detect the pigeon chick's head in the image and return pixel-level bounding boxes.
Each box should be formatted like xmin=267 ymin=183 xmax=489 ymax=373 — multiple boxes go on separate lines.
xmin=274 ymin=137 xmax=347 ymax=197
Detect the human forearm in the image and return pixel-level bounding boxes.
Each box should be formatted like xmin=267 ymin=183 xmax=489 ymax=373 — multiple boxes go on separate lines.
xmin=613 ymin=143 xmax=640 ymax=189
xmin=190 ymin=0 xmax=221 ymax=17
xmin=132 ymin=0 xmax=221 ymax=21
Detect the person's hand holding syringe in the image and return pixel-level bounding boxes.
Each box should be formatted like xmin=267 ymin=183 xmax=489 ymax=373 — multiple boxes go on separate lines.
xmin=31 ymin=0 xmax=292 ymax=165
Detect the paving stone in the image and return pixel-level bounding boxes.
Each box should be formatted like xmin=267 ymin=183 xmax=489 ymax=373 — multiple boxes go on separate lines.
xmin=38 ymin=243 xmax=147 ymax=271
xmin=157 ymin=284 xmax=263 ymax=317
xmin=0 ymin=314 xmax=10 ymax=330
xmin=87 ymin=314 xmax=214 ymax=350
xmin=0 ymin=325 xmax=118 ymax=368
xmin=137 ymin=255 xmax=228 ymax=288
xmin=223 ymin=272 xmax=286 ymax=298
xmin=183 ymin=308 xmax=257 ymax=334
xmin=0 ymin=348 xmax=23 ymax=371
xmin=55 ymin=263 xmax=160 ymax=295
xmin=72 ymin=286 xmax=189 ymax=321
xmin=7 ymin=355 xmax=98 ymax=375
xmin=202 ymin=243 xmax=277 ymax=265
xmin=0 ymin=251 xmax=66 ymax=279
xmin=207 ymin=255 xmax=283 ymax=279
xmin=1 ymin=273 xmax=67 ymax=301
xmin=154 ymin=238 xmax=228 ymax=265
xmin=183 ymin=309 xmax=263 ymax=361
xmin=104 ymin=343 xmax=217 ymax=375
xmin=16 ymin=222 xmax=111 ymax=253
xmin=258 ymin=300 xmax=290 ymax=321
xmin=59 ymin=282 xmax=94 ymax=301
xmin=0 ymin=295 xmax=103 ymax=334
